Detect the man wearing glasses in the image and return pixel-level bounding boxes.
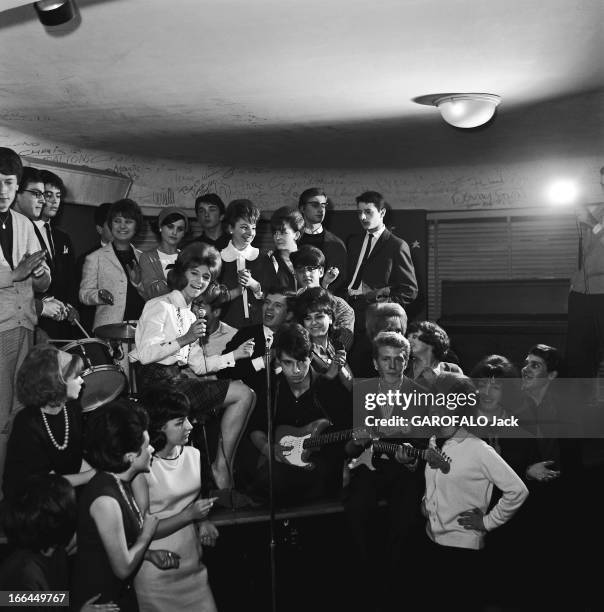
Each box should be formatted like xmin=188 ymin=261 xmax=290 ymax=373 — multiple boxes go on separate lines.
xmin=34 ymin=170 xmax=80 ymax=338
xmin=13 ymin=167 xmax=67 ymax=331
xmin=297 ymin=188 xmax=348 ymax=296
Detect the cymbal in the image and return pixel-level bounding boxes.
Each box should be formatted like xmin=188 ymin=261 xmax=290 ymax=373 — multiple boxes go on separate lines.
xmin=95 ymin=320 xmax=138 ymax=340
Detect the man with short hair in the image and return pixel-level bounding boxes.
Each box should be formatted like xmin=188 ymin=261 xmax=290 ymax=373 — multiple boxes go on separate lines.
xmin=348 ymin=301 xmax=409 ymax=377
xmin=297 ymin=188 xmax=347 ymax=295
xmin=290 ymin=245 xmax=354 ymax=350
xmin=32 ymin=170 xmax=79 ymax=338
xmin=248 ymin=323 xmax=350 ymax=504
xmin=344 ymin=331 xmax=428 ymax=605
xmin=347 ymin=191 xmax=417 ymax=331
xmin=190 ymin=193 xmax=229 ymax=251
xmin=12 ymin=168 xmax=67 ymax=331
xmin=0 ymin=148 xmax=50 ymax=493
xmin=500 ymin=344 xmax=579 ymax=609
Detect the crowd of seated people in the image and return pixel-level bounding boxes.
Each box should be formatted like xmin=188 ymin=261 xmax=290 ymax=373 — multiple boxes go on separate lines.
xmin=0 ymin=145 xmax=598 ymax=611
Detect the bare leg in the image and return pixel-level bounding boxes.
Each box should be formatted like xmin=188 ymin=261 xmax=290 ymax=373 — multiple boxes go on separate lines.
xmin=212 ymin=380 xmax=255 ymax=489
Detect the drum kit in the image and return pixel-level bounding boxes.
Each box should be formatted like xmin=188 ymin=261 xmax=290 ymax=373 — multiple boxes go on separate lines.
xmin=52 ymin=319 xmax=138 ymax=413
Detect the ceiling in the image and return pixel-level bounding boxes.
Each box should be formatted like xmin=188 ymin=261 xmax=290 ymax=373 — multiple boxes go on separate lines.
xmin=1 ymin=0 xmax=603 ymax=168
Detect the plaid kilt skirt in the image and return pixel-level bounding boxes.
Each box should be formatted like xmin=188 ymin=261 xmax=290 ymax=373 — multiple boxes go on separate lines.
xmin=136 ymin=362 xmax=229 ymax=421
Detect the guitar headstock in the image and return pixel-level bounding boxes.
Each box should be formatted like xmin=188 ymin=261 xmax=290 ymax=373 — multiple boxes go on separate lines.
xmin=425 ymin=447 xmax=452 ymax=474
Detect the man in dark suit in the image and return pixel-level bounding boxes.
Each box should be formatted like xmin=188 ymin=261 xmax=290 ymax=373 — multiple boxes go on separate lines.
xmin=12 ymin=167 xmax=70 ymax=337
xmin=34 ymin=170 xmax=79 ymax=339
xmin=218 ymin=286 xmax=291 ymax=487
xmin=346 ymin=191 xmax=418 ymax=331
xmin=219 ymin=286 xmax=291 ymax=399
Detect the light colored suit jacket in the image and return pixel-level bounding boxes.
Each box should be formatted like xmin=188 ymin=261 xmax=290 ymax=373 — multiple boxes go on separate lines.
xmin=79 ymin=243 xmax=141 ymax=330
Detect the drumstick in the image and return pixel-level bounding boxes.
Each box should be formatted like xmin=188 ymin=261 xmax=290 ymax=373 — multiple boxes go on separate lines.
xmin=74 ymin=319 xmax=91 ymax=339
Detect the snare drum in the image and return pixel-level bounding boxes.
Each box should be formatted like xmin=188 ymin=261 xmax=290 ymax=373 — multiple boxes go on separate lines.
xmin=62 ymin=338 xmax=127 ymax=412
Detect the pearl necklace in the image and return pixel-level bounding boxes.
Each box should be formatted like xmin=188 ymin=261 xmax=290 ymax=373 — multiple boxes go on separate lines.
xmin=0 ymin=210 xmax=10 ymax=230
xmin=40 ymin=406 xmax=69 ymax=451
xmin=108 ymin=473 xmax=143 ymax=530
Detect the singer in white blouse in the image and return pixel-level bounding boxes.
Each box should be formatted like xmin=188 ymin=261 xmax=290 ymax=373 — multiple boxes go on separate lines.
xmin=130 ymin=244 xmax=255 ymax=492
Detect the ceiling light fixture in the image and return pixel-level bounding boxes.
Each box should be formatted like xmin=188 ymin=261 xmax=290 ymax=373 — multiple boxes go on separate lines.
xmin=34 ymin=0 xmax=75 ymax=26
xmin=433 ymin=93 xmax=501 ymax=129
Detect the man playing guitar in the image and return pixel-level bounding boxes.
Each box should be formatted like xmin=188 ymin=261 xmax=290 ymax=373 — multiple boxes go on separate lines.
xmin=343 ymin=331 xmax=433 ymax=610
xmin=247 ymin=323 xmax=351 ymax=505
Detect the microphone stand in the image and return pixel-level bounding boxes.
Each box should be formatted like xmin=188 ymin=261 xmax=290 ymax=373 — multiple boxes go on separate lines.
xmin=265 ymin=339 xmax=278 ymax=612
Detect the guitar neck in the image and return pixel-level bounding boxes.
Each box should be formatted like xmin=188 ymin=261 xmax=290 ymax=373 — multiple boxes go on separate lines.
xmin=372 ymin=440 xmax=427 ymax=460
xmin=303 ymin=428 xmax=355 ymax=449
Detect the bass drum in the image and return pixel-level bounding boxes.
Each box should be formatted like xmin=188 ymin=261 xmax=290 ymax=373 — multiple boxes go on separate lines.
xmin=62 ymin=338 xmax=127 ymax=412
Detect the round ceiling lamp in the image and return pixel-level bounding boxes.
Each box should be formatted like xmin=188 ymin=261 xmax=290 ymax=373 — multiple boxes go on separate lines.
xmin=34 ymin=0 xmax=76 ymax=26
xmin=433 ymin=93 xmax=501 ymax=129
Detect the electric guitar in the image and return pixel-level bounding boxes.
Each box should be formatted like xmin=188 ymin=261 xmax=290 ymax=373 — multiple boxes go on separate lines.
xmin=275 ymin=419 xmax=361 ymax=470
xmin=348 ymin=437 xmax=452 ymax=474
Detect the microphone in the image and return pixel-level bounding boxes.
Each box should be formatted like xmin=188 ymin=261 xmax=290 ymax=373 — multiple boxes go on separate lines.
xmin=192 ymin=304 xmax=207 ymax=346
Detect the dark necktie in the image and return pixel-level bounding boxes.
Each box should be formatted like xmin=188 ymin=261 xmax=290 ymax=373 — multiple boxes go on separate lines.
xmin=350 ymin=233 xmax=373 ymax=290
xmin=44 ymin=222 xmax=56 ymax=261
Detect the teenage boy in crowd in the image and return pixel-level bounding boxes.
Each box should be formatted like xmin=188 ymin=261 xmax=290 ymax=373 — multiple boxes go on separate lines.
xmin=0 ymin=149 xmax=50 ymax=494
xmin=297 ymin=188 xmax=347 ymax=296
xmin=347 ymin=191 xmax=417 ymax=332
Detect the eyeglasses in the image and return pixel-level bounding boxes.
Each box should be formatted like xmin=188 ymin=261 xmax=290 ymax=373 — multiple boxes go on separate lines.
xmin=44 ymin=191 xmax=61 ymax=201
xmin=21 ymin=189 xmax=46 ymax=200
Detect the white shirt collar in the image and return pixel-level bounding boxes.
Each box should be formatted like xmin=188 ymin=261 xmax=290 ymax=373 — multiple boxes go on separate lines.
xmin=368 ymin=224 xmax=386 ymax=243
xmin=220 ymin=241 xmax=259 ymax=262
xmin=304 ymin=224 xmax=324 ymax=235
xmin=211 ymin=321 xmax=231 ymax=337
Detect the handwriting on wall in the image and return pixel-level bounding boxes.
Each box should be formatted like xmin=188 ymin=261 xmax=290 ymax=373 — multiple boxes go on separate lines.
xmin=2 ymin=128 xmax=601 ymax=214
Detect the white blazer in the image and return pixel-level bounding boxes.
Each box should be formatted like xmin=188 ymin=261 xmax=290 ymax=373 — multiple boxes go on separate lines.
xmin=79 ymin=243 xmax=141 ymax=330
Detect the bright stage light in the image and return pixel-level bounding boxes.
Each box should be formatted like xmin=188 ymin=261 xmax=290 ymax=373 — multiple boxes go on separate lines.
xmin=546 ymin=180 xmax=579 ymax=206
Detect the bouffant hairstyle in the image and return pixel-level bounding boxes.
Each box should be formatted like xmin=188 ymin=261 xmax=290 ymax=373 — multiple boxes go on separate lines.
xmin=470 ymin=354 xmax=518 ymax=380
xmin=0 ymin=147 xmax=23 ymax=182
xmin=366 ymin=302 xmax=408 ymax=338
xmin=290 ymin=245 xmax=325 ymax=269
xmin=139 ymin=386 xmax=190 ymax=453
xmin=270 ymin=206 xmax=305 ymax=235
xmin=2 ymin=474 xmax=76 ymax=551
xmin=433 ymin=373 xmax=478 ymax=419
xmin=292 ymin=286 xmax=335 ymax=324
xmin=195 ymin=193 xmax=226 ymax=217
xmin=298 ymin=187 xmax=327 ymax=209
xmin=225 ymin=198 xmax=260 ymax=227
xmin=107 ymin=198 xmax=144 ymax=234
xmin=167 ymin=243 xmax=222 ymax=290
xmin=84 ymin=399 xmax=149 ymax=473
xmin=407 ymin=320 xmax=451 ymax=361
xmin=273 ymin=323 xmax=312 ymax=361
xmin=372 ymin=331 xmax=411 ymax=361
xmin=17 ymin=345 xmax=83 ymax=409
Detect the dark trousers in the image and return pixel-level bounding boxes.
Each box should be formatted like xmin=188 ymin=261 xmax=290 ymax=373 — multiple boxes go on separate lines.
xmin=342 ymin=462 xmax=424 ymax=609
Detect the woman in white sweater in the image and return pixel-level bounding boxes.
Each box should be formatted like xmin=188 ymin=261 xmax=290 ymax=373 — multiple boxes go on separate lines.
xmin=420 ymin=373 xmax=528 ymax=609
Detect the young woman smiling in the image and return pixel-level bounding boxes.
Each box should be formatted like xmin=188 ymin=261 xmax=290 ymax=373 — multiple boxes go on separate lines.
xmin=131 ymin=243 xmax=255 ymax=493
xmin=293 ymin=287 xmax=353 ymax=391
xmin=79 ymin=199 xmax=145 ymax=330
